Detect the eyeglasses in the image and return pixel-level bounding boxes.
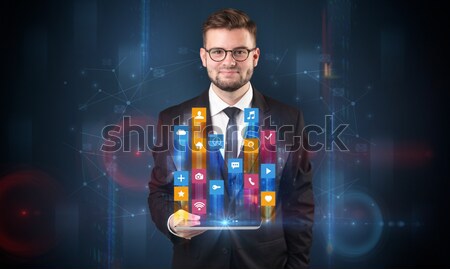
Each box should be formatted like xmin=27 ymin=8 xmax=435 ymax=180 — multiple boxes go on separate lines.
xmin=204 ymin=47 xmax=257 ymax=62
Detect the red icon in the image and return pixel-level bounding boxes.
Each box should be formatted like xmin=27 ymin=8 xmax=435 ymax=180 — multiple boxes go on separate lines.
xmin=244 ymin=174 xmax=259 ymax=189
xmin=191 ymin=169 xmax=206 ymax=184
xmin=192 ymin=199 xmax=207 ymax=214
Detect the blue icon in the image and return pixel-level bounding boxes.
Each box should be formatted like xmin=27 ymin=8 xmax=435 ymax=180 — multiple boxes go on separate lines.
xmin=227 ymin=158 xmax=243 ymax=173
xmin=209 ymin=180 xmax=224 ymax=195
xmin=245 ymin=125 xmax=260 ymax=138
xmin=261 ymin=164 xmax=275 ymax=179
xmin=174 ymin=125 xmax=189 ymax=137
xmin=208 ymin=134 xmax=224 ymax=151
xmin=244 ymin=108 xmax=259 ymax=123
xmin=174 ymin=171 xmax=189 ymax=186
xmin=174 ymin=125 xmax=189 ymax=147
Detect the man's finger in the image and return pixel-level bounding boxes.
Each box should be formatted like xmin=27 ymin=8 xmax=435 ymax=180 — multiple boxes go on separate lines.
xmin=186 ymin=213 xmax=201 ymax=221
xmin=174 ymin=210 xmax=201 ymax=221
xmin=174 ymin=220 xmax=200 ymax=230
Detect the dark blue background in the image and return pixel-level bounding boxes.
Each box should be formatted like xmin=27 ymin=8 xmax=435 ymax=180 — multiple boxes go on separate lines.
xmin=1 ymin=0 xmax=448 ymax=268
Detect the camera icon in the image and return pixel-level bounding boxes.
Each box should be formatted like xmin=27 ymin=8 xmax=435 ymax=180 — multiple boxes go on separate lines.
xmin=192 ymin=169 xmax=206 ymax=184
xmin=194 ymin=173 xmax=204 ymax=180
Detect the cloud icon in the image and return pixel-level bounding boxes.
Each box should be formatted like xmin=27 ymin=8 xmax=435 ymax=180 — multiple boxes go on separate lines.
xmin=176 ymin=129 xmax=187 ymax=136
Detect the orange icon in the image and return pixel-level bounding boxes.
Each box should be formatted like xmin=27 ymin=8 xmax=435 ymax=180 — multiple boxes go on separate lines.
xmin=244 ymin=138 xmax=259 ymax=153
xmin=192 ymin=107 xmax=206 ymax=123
xmin=174 ymin=186 xmax=189 ymax=201
xmin=261 ymin=191 xmax=276 ymax=206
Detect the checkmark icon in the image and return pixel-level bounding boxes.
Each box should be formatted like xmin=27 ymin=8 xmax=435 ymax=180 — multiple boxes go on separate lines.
xmin=264 ymin=133 xmax=272 ymax=140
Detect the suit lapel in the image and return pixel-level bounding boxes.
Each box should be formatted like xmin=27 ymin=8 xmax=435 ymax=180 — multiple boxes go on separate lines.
xmin=252 ymin=88 xmax=289 ymax=183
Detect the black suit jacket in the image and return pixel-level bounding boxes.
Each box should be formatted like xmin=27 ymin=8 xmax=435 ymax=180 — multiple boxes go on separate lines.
xmin=148 ymin=88 xmax=314 ymax=269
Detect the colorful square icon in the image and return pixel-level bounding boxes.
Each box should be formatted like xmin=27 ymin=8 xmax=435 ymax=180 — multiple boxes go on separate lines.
xmin=192 ymin=107 xmax=206 ymax=123
xmin=192 ymin=199 xmax=207 ymax=215
xmin=244 ymin=108 xmax=259 ymax=123
xmin=261 ymin=163 xmax=275 ymax=179
xmin=174 ymin=186 xmax=189 ymax=201
xmin=244 ymin=138 xmax=259 ymax=153
xmin=261 ymin=130 xmax=276 ymax=145
xmin=261 ymin=130 xmax=276 ymax=152
xmin=174 ymin=126 xmax=189 ymax=151
xmin=174 ymin=125 xmax=189 ymax=138
xmin=209 ymin=180 xmax=224 ymax=195
xmin=261 ymin=191 xmax=276 ymax=206
xmin=227 ymin=158 xmax=243 ymax=173
xmin=245 ymin=125 xmax=260 ymax=138
xmin=193 ymin=139 xmax=205 ymax=152
xmin=208 ymin=134 xmax=224 ymax=151
xmin=244 ymin=174 xmax=259 ymax=189
xmin=192 ymin=169 xmax=206 ymax=184
xmin=174 ymin=171 xmax=189 ymax=186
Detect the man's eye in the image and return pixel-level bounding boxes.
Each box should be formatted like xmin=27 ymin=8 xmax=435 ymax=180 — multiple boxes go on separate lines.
xmin=211 ymin=50 xmax=224 ymax=55
xmin=234 ymin=50 xmax=246 ymax=55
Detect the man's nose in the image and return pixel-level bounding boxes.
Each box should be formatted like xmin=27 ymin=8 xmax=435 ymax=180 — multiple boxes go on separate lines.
xmin=222 ymin=51 xmax=236 ymax=66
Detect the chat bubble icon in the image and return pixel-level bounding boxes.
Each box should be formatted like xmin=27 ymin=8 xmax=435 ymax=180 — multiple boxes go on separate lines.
xmin=231 ymin=162 xmax=240 ymax=169
xmin=227 ymin=159 xmax=242 ymax=173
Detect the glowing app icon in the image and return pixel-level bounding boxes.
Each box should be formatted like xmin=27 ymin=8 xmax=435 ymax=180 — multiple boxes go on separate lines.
xmin=174 ymin=126 xmax=189 ymax=151
xmin=174 ymin=171 xmax=189 ymax=186
xmin=174 ymin=186 xmax=189 ymax=201
xmin=192 ymin=107 xmax=206 ymax=123
xmin=244 ymin=108 xmax=259 ymax=123
xmin=244 ymin=138 xmax=259 ymax=153
xmin=174 ymin=126 xmax=188 ymax=136
xmin=244 ymin=174 xmax=259 ymax=189
xmin=192 ymin=199 xmax=207 ymax=215
xmin=209 ymin=180 xmax=224 ymax=195
xmin=227 ymin=158 xmax=243 ymax=173
xmin=261 ymin=191 xmax=276 ymax=206
xmin=195 ymin=141 xmax=204 ymax=150
xmin=192 ymin=169 xmax=206 ymax=184
xmin=261 ymin=130 xmax=276 ymax=152
xmin=208 ymin=134 xmax=224 ymax=151
xmin=261 ymin=164 xmax=275 ymax=179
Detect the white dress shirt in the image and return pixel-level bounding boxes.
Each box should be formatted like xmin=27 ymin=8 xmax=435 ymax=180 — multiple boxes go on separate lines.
xmin=208 ymin=83 xmax=253 ymax=158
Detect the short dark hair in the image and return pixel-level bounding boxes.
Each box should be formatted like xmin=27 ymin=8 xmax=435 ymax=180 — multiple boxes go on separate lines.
xmin=202 ymin=8 xmax=257 ymax=46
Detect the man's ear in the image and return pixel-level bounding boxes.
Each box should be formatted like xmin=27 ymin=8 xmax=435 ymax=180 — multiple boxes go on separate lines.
xmin=200 ymin=48 xmax=207 ymax=67
xmin=253 ymin=47 xmax=260 ymax=67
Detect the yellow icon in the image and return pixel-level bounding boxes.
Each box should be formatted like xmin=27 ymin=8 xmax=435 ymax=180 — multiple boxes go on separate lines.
xmin=192 ymin=139 xmax=206 ymax=153
xmin=174 ymin=186 xmax=189 ymax=201
xmin=261 ymin=191 xmax=276 ymax=206
xmin=195 ymin=140 xmax=203 ymax=150
xmin=192 ymin=107 xmax=206 ymax=123
xmin=244 ymin=138 xmax=259 ymax=153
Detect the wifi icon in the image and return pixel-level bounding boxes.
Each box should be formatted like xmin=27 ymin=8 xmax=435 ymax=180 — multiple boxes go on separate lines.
xmin=194 ymin=202 xmax=205 ymax=210
xmin=192 ymin=199 xmax=206 ymax=214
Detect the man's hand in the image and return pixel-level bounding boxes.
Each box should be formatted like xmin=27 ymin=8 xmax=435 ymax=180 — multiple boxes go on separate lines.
xmin=169 ymin=209 xmax=206 ymax=240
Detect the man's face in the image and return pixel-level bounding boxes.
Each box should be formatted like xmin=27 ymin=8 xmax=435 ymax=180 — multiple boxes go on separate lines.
xmin=200 ymin=28 xmax=260 ymax=92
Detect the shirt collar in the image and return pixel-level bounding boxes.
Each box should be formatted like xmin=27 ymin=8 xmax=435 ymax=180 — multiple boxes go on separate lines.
xmin=208 ymin=83 xmax=253 ymax=116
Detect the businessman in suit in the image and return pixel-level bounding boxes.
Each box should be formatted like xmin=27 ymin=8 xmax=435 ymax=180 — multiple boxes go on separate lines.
xmin=148 ymin=8 xmax=314 ymax=269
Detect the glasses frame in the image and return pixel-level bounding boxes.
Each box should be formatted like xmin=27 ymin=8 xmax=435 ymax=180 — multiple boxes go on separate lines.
xmin=204 ymin=47 xmax=257 ymax=62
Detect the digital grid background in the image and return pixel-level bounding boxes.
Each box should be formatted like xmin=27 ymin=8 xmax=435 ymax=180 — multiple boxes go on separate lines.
xmin=1 ymin=0 xmax=449 ymax=268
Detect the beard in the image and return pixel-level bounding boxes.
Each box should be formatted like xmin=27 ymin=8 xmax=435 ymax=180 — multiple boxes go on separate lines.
xmin=208 ymin=67 xmax=254 ymax=92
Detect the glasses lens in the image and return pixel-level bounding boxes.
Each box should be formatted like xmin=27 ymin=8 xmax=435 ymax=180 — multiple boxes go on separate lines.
xmin=209 ymin=48 xmax=226 ymax=61
xmin=232 ymin=49 xmax=249 ymax=61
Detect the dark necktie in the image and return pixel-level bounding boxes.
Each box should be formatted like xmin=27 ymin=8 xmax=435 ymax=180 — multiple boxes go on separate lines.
xmin=223 ymin=107 xmax=240 ymax=215
xmin=223 ymin=107 xmax=240 ymax=162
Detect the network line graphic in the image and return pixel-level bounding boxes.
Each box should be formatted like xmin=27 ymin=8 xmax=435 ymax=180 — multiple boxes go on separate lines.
xmin=64 ymin=44 xmax=412 ymax=266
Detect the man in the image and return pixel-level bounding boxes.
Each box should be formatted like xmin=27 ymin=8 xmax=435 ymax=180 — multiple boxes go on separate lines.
xmin=148 ymin=8 xmax=314 ymax=269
